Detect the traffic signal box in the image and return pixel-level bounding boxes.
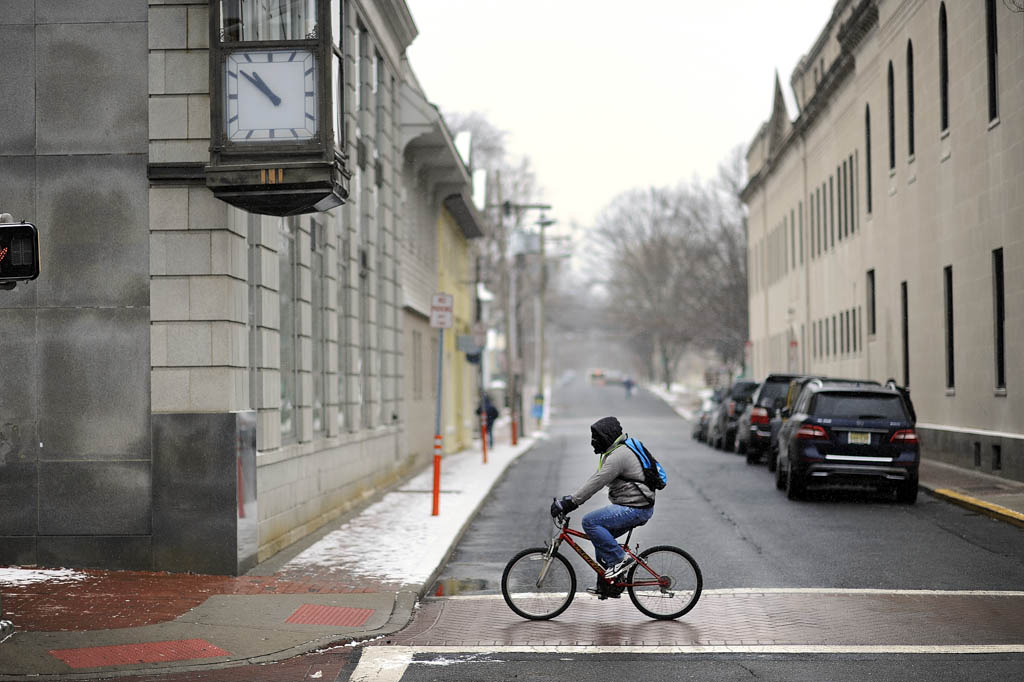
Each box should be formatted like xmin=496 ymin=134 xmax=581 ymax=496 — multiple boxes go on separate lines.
xmin=0 ymin=222 xmax=40 ymax=284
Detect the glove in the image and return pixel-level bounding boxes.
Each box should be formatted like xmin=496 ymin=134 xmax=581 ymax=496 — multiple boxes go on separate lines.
xmin=550 ymin=495 xmax=578 ymax=517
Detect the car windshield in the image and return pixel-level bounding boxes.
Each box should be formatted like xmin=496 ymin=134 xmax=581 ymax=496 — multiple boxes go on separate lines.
xmin=810 ymin=393 xmax=908 ymax=421
xmin=758 ymin=380 xmax=792 ymax=405
xmin=731 ymin=383 xmax=759 ymax=399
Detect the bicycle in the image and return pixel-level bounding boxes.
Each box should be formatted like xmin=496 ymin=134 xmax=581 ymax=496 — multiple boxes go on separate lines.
xmin=500 ymin=511 xmax=702 ymax=621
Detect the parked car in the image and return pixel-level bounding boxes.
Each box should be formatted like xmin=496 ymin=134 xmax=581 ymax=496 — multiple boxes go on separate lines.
xmin=692 ymin=389 xmax=724 ymax=442
xmin=775 ymin=381 xmax=920 ymax=503
xmin=766 ymin=376 xmax=880 ymax=472
xmin=708 ymin=380 xmax=759 ymax=451
xmin=735 ymin=373 xmax=804 ymax=462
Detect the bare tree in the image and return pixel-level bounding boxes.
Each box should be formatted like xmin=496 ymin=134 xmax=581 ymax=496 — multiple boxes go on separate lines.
xmin=584 ymin=146 xmax=749 ymax=387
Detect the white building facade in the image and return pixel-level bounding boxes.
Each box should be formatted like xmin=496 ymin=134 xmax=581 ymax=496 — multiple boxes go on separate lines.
xmin=742 ymin=0 xmax=1023 ymax=481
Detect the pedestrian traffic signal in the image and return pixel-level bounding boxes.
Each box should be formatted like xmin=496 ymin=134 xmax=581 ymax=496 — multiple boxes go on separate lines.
xmin=0 ymin=222 xmax=40 ymax=284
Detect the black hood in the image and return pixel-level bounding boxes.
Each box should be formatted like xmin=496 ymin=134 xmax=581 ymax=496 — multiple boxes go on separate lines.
xmin=590 ymin=416 xmax=623 ymax=454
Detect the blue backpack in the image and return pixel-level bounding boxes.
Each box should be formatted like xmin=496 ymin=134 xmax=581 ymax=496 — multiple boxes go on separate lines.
xmin=623 ymin=437 xmax=667 ymax=493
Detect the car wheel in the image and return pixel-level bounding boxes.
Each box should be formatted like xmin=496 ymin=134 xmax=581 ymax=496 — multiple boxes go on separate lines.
xmin=736 ymin=436 xmax=747 ymax=455
xmin=766 ymin=447 xmax=777 ymax=472
xmin=774 ymin=455 xmax=786 ymax=490
xmin=896 ymin=476 xmax=918 ymax=504
xmin=785 ymin=459 xmax=804 ymax=500
xmin=745 ymin=447 xmax=759 ymax=465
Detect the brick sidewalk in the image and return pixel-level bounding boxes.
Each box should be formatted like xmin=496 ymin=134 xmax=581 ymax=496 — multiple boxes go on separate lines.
xmin=1 ymin=569 xmax=377 ymax=633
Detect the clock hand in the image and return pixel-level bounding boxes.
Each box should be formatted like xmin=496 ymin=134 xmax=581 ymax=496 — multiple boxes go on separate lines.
xmin=239 ymin=70 xmax=282 ymax=106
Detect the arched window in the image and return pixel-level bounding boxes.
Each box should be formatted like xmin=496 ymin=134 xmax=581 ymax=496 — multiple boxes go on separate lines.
xmin=887 ymin=62 xmax=895 ymax=170
xmin=985 ymin=0 xmax=998 ymax=121
xmin=906 ymin=41 xmax=915 ymax=157
xmin=939 ymin=3 xmax=949 ymax=131
xmin=865 ymin=105 xmax=872 ymax=212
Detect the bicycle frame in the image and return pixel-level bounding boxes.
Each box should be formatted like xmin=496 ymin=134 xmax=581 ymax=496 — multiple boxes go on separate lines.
xmin=546 ymin=516 xmax=666 ymax=589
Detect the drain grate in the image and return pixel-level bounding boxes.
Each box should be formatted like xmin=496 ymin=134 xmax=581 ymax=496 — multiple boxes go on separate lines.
xmin=285 ymin=603 xmax=375 ymax=627
xmin=50 ymin=639 xmax=231 ymax=669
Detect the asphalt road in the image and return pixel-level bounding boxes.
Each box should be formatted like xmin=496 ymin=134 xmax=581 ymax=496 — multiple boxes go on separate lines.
xmin=368 ymin=374 xmax=1024 ymax=681
xmin=432 ymin=373 xmax=1024 ymax=595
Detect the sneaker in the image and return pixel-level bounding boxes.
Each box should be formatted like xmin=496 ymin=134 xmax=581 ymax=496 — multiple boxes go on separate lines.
xmin=587 ymin=580 xmax=623 ymax=600
xmin=603 ymin=555 xmax=635 ymax=580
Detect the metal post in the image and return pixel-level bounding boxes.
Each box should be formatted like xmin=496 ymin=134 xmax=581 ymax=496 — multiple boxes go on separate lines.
xmin=431 ymin=327 xmax=444 ymax=516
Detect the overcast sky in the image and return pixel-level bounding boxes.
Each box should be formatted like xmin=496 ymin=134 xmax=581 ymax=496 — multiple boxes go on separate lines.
xmin=405 ymin=0 xmax=836 ymax=229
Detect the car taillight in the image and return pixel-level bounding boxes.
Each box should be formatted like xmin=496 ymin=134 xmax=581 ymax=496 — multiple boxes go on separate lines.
xmin=751 ymin=407 xmax=771 ymax=425
xmin=795 ymin=424 xmax=829 ymax=440
xmin=890 ymin=429 xmax=919 ymax=444
xmin=727 ymin=400 xmax=736 ymax=417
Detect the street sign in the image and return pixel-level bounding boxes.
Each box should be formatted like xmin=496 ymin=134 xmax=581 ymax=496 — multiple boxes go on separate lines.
xmin=430 ymin=292 xmax=454 ymax=328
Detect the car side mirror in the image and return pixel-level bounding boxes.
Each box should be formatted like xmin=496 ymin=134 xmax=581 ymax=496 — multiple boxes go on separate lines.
xmin=781 ymin=407 xmax=791 ymax=419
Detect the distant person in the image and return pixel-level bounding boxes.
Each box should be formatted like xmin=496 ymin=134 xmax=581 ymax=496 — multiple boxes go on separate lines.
xmin=550 ymin=416 xmax=656 ymax=599
xmin=480 ymin=394 xmax=499 ymax=448
xmin=623 ymin=376 xmax=635 ymax=398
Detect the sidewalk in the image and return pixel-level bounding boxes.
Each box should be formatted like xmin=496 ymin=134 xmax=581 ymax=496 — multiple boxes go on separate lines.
xmin=2 ymin=402 xmax=1023 ymax=679
xmin=0 ymin=420 xmax=541 ymax=680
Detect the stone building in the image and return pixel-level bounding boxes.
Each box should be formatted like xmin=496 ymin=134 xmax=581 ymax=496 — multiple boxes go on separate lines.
xmin=742 ymin=0 xmax=1022 ymax=480
xmin=0 ymin=1 xmax=483 ymax=573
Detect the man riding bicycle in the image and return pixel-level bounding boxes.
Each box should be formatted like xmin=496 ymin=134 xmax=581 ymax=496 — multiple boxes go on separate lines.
xmin=550 ymin=416 xmax=656 ymax=599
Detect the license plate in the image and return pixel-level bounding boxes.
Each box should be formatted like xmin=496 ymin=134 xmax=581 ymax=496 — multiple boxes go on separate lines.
xmin=848 ymin=432 xmax=871 ymax=445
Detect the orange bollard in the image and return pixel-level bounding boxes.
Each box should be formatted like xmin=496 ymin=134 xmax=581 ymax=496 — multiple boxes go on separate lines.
xmin=481 ymin=423 xmax=489 ymax=464
xmin=511 ymin=415 xmax=518 ymax=446
xmin=431 ymin=433 xmax=442 ymax=515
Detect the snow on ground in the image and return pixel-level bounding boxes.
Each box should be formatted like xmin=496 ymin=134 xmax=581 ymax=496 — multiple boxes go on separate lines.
xmin=281 ymin=435 xmax=539 ymax=586
xmin=0 ymin=568 xmax=89 ymax=587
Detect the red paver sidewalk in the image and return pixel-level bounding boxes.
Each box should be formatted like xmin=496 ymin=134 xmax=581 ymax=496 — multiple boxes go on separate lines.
xmin=1 ymin=570 xmax=376 ymax=633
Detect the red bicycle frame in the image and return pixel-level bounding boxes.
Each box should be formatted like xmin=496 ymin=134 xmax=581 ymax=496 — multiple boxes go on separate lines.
xmin=551 ymin=519 xmax=668 ymax=589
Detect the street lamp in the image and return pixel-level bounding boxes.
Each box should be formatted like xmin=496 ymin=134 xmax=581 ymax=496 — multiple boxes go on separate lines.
xmin=487 ymin=189 xmax=551 ymax=444
xmin=534 ymin=216 xmax=556 ymax=429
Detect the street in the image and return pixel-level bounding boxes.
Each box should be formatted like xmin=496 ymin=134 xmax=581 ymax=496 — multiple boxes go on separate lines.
xmin=348 ymin=374 xmax=1024 ymax=680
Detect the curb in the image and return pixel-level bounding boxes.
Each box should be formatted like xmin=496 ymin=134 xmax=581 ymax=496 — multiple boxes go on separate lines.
xmin=923 ymin=486 xmax=1024 ymax=529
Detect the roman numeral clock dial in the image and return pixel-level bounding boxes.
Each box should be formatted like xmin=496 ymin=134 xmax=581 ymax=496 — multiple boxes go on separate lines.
xmin=225 ymin=49 xmax=317 ymax=141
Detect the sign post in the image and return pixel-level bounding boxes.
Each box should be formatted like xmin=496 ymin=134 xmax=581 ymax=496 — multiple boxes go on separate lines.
xmin=429 ymin=293 xmax=454 ymax=516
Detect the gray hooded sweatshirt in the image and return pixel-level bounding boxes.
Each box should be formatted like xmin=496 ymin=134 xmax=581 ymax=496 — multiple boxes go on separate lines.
xmin=571 ymin=434 xmax=655 ymax=508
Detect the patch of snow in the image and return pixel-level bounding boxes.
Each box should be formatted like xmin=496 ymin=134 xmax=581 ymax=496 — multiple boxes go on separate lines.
xmin=0 ymin=568 xmax=89 ymax=587
xmin=281 ymin=438 xmax=536 ymax=586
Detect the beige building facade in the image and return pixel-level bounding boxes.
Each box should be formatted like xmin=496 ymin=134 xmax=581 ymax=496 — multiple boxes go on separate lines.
xmin=742 ymin=0 xmax=1023 ymax=480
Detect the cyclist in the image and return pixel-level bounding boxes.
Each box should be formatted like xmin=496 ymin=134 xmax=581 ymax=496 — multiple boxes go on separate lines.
xmin=550 ymin=416 xmax=655 ymax=598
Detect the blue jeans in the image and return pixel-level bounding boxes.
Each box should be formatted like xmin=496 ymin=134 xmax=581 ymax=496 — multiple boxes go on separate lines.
xmin=581 ymin=504 xmax=654 ymax=568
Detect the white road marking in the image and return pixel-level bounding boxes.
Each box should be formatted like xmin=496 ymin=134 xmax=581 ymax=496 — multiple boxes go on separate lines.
xmin=440 ymin=588 xmax=1024 ymax=600
xmin=351 ymin=644 xmax=1024 ymax=679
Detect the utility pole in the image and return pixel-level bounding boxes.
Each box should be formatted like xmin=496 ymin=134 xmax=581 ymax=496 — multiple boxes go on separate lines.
xmin=534 ymin=216 xmax=555 ymax=429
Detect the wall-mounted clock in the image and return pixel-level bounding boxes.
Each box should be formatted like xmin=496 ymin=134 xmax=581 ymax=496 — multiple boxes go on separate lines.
xmin=224 ymin=48 xmax=317 ymax=142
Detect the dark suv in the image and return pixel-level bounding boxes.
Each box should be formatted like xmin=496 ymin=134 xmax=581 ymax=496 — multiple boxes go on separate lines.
xmin=734 ymin=373 xmax=803 ymax=463
xmin=708 ymin=380 xmax=759 ymax=451
xmin=775 ymin=381 xmax=920 ymax=503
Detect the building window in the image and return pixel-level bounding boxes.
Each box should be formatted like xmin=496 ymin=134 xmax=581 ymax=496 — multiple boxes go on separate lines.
xmin=337 ymin=233 xmax=349 ymax=431
xmin=311 ymin=221 xmax=326 ymax=435
xmin=412 ymin=329 xmax=423 ymax=400
xmin=790 ymin=209 xmax=796 ymax=269
xmin=865 ymin=105 xmax=873 ymax=213
xmin=887 ymin=61 xmax=896 ymax=170
xmin=832 ymin=315 xmax=837 ymax=358
xmin=279 ymin=217 xmax=299 ymax=441
xmin=906 ymin=40 xmax=915 ymax=157
xmin=993 ymin=248 xmax=1005 ymax=390
xmin=798 ymin=201 xmax=804 ymax=264
xmin=867 ymin=269 xmax=876 ymax=335
xmin=944 ymin=265 xmax=955 ymax=389
xmin=899 ymin=283 xmax=909 ymax=386
xmin=840 ymin=161 xmax=848 ymax=239
xmin=829 ymin=176 xmax=835 ymax=249
xmin=852 ymin=308 xmax=858 ymax=353
xmin=985 ymin=0 xmax=999 ymax=122
xmin=816 ymin=187 xmax=823 ymax=254
xmin=939 ymin=3 xmax=950 ymax=131
xmin=848 ymin=154 xmax=856 ymax=234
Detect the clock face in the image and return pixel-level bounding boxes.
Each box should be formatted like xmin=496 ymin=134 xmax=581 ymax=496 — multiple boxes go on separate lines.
xmin=225 ymin=49 xmax=317 ymax=142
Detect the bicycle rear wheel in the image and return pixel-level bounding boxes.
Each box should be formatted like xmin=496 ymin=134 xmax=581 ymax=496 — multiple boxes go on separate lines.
xmin=501 ymin=547 xmax=576 ymax=620
xmin=626 ymin=545 xmax=702 ymax=620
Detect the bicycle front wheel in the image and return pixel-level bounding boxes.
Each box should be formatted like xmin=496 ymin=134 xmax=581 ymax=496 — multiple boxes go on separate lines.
xmin=627 ymin=545 xmax=702 ymax=620
xmin=501 ymin=547 xmax=576 ymax=620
